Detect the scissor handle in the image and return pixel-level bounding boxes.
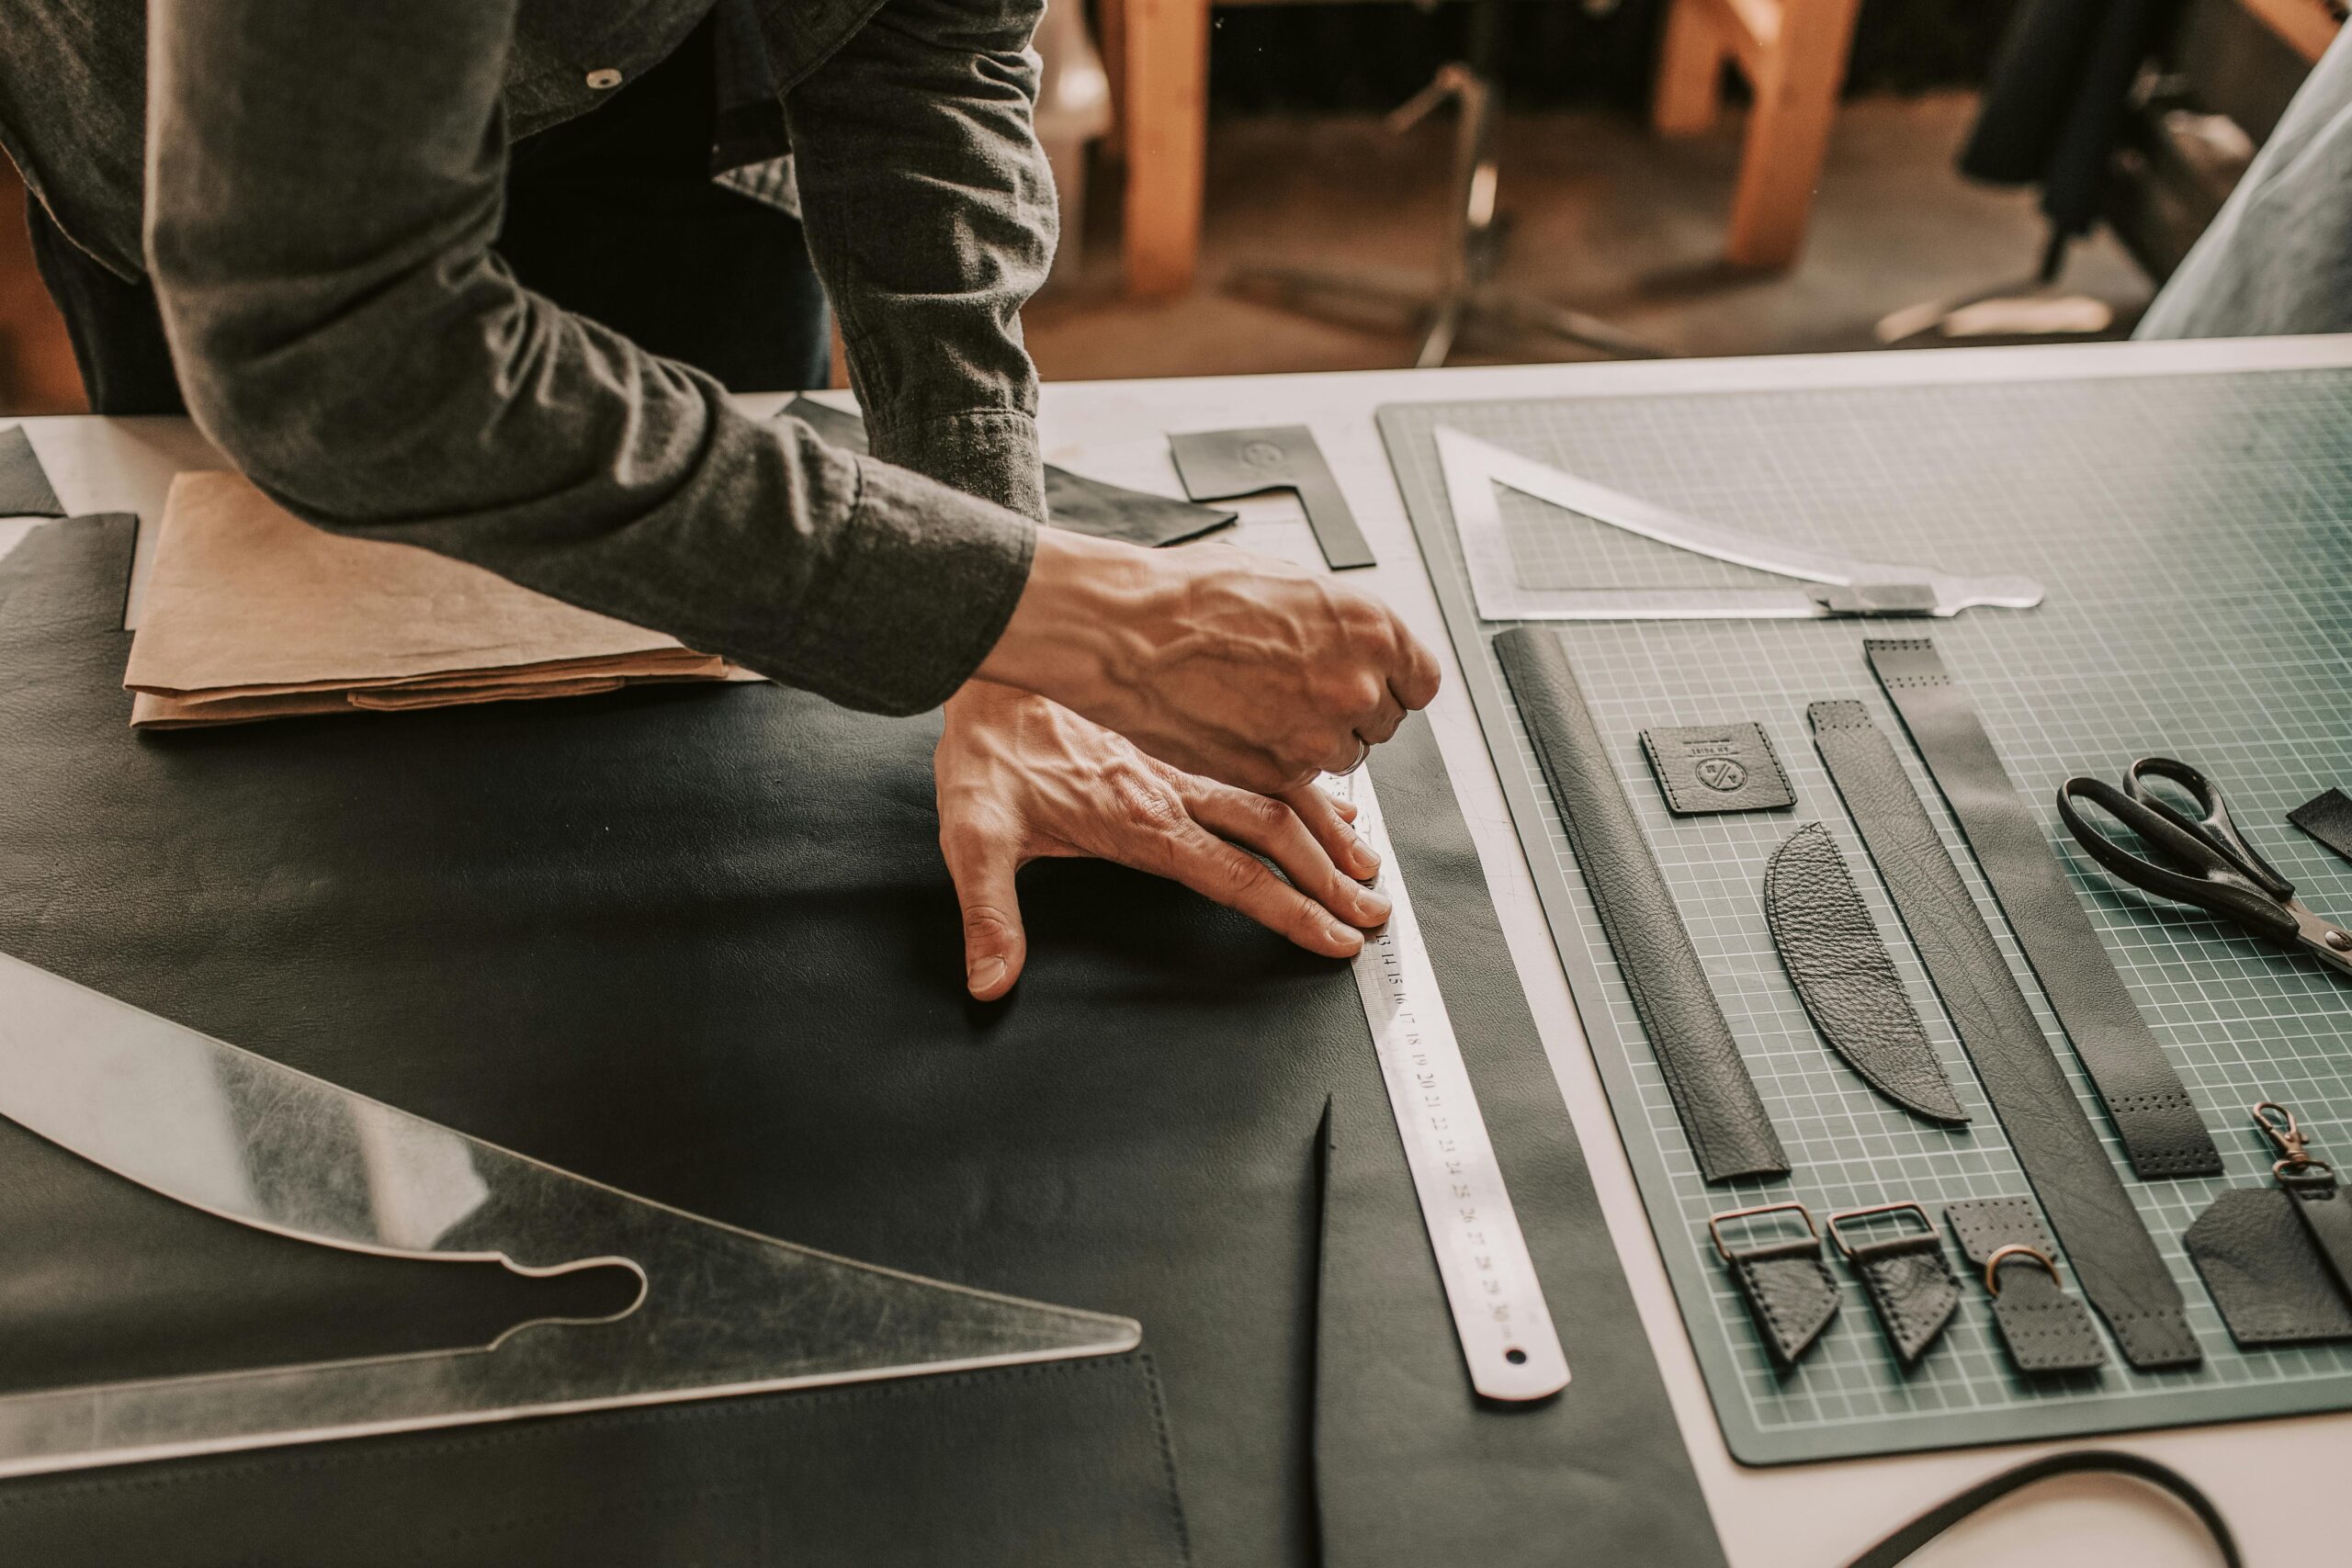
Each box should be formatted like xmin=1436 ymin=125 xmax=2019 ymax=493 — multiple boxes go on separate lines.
xmin=2056 ymin=776 xmax=2302 ymax=945
xmin=2123 ymin=757 xmax=2295 ymax=898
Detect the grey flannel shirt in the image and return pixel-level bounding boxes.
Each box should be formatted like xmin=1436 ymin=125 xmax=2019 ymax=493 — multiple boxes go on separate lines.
xmin=0 ymin=0 xmax=1053 ymax=715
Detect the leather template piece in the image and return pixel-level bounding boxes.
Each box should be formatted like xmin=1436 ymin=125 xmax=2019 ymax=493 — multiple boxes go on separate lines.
xmin=2186 ymin=1190 xmax=2352 ymax=1348
xmin=2289 ymin=788 xmax=2352 ymax=866
xmin=1641 ymin=723 xmax=1794 ymax=816
xmin=777 ymin=398 xmax=1237 ymax=548
xmin=1169 ymin=425 xmax=1375 ymax=570
xmin=1865 ymin=639 xmax=2221 ymax=1179
xmin=0 ymin=516 xmax=1723 ymax=1568
xmin=1810 ymin=701 xmax=2200 ymax=1371
xmin=1492 ymin=627 xmax=1789 ymax=1184
xmin=0 ymin=426 xmax=64 ymax=518
xmin=1944 ymin=1198 xmax=2106 ymax=1375
xmin=1764 ymin=823 xmax=1969 ymax=1126
xmin=2282 ymin=1160 xmax=2352 ymax=1301
xmin=1830 ymin=1215 xmax=1960 ymax=1368
xmin=1712 ymin=1215 xmax=1839 ymax=1369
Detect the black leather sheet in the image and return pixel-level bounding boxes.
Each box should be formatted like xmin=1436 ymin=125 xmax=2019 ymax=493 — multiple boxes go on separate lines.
xmin=0 ymin=515 xmax=1720 ymax=1566
xmin=0 ymin=426 xmax=64 ymax=518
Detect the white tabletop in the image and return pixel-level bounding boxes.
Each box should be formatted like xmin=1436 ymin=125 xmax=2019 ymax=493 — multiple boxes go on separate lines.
xmin=15 ymin=334 xmax=2351 ymax=1566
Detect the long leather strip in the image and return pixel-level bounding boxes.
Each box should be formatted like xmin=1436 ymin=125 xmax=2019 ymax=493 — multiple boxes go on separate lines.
xmin=1843 ymin=1450 xmax=2239 ymax=1568
xmin=1809 ymin=701 xmax=2199 ymax=1369
xmin=1864 ymin=638 xmax=2220 ymax=1179
xmin=1764 ymin=823 xmax=1969 ymax=1125
xmin=1494 ymin=627 xmax=1788 ymax=1183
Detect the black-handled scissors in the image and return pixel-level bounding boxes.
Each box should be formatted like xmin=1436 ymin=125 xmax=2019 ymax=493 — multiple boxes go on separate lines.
xmin=2056 ymin=757 xmax=2352 ymax=982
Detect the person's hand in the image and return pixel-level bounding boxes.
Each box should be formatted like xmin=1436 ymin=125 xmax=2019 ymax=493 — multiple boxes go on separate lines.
xmin=977 ymin=529 xmax=1442 ymax=795
xmin=936 ymin=681 xmax=1392 ymax=999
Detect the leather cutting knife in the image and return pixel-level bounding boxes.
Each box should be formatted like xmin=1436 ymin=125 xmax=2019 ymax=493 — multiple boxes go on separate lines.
xmin=0 ymin=951 xmax=1140 ymax=1478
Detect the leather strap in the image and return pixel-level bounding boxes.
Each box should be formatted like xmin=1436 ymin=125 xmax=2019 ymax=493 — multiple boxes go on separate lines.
xmin=2281 ymin=1161 xmax=2352 ymax=1301
xmin=1169 ymin=426 xmax=1374 ymax=570
xmin=1711 ymin=1207 xmax=1839 ymax=1368
xmin=2186 ymin=1190 xmax=2352 ymax=1347
xmin=1764 ymin=823 xmax=1969 ymax=1125
xmin=1944 ymin=1197 xmax=2106 ymax=1373
xmin=1829 ymin=1208 xmax=1959 ymax=1368
xmin=1842 ymin=1450 xmax=2240 ymax=1568
xmin=1810 ymin=701 xmax=2200 ymax=1370
xmin=2289 ymin=787 xmax=2352 ymax=866
xmin=1864 ymin=639 xmax=2220 ymax=1179
xmin=1494 ymin=627 xmax=1788 ymax=1183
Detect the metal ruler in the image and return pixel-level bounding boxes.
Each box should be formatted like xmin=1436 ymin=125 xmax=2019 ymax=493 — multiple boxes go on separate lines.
xmin=1331 ymin=766 xmax=1569 ymax=1401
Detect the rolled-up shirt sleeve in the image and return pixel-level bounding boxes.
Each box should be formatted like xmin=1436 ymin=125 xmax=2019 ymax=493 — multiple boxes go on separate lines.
xmin=144 ymin=0 xmax=1036 ymax=717
xmin=784 ymin=0 xmax=1056 ymax=522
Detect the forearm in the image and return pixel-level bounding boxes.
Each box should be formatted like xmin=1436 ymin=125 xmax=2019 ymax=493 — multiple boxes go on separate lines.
xmin=146 ymin=0 xmax=1035 ymax=716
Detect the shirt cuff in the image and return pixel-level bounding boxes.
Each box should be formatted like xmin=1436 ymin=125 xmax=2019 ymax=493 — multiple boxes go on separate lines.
xmin=865 ymin=407 xmax=1047 ymax=524
xmin=775 ymin=454 xmax=1038 ymax=716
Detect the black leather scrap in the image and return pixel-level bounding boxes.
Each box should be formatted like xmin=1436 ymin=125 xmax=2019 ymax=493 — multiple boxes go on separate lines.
xmin=0 ymin=425 xmax=65 ymax=518
xmin=0 ymin=515 xmax=1723 ymax=1567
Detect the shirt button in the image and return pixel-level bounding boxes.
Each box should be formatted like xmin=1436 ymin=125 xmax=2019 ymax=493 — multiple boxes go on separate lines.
xmin=585 ymin=68 xmax=623 ymax=90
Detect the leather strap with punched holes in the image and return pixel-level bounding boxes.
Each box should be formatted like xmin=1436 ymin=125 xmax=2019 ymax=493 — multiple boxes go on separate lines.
xmin=1828 ymin=1203 xmax=1959 ymax=1368
xmin=1810 ymin=700 xmax=2199 ymax=1370
xmin=1864 ymin=639 xmax=2219 ymax=1179
xmin=1495 ymin=627 xmax=1789 ymax=1183
xmin=1709 ymin=1203 xmax=1838 ymax=1368
xmin=1843 ymin=1450 xmax=2238 ymax=1568
xmin=1945 ymin=1197 xmax=2106 ymax=1373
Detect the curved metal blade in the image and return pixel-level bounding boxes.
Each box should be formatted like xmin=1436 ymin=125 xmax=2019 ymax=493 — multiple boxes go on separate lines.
xmin=1434 ymin=425 xmax=2044 ymax=620
xmin=0 ymin=951 xmax=1139 ymax=1478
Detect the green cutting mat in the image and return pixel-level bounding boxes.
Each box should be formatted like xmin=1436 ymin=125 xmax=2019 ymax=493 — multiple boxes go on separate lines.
xmin=1378 ymin=367 xmax=2352 ymax=1464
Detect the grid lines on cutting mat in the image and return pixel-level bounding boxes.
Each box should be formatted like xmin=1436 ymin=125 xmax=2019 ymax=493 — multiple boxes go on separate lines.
xmin=1379 ymin=368 xmax=2352 ymax=1462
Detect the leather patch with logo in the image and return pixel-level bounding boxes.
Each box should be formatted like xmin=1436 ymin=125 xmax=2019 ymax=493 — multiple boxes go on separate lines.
xmin=1639 ymin=723 xmax=1794 ymax=816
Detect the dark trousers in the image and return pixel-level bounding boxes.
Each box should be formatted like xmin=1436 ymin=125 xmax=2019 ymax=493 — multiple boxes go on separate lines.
xmin=27 ymin=17 xmax=830 ymax=417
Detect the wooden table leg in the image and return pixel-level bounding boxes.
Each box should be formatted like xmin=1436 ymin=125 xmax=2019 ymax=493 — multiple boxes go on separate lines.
xmin=1653 ymin=0 xmax=1727 ymax=136
xmin=1121 ymin=0 xmax=1210 ymax=299
xmin=1724 ymin=0 xmax=1861 ymax=268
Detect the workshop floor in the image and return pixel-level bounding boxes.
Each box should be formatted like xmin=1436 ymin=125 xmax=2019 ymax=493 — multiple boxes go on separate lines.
xmin=1027 ymin=91 xmax=2154 ymax=380
xmin=0 ymin=92 xmax=2152 ymax=413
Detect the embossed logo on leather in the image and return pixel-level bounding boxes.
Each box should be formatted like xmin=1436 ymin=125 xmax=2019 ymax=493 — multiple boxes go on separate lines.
xmin=1240 ymin=440 xmax=1287 ymax=469
xmin=1640 ymin=722 xmax=1794 ymax=817
xmin=1695 ymin=758 xmax=1748 ymax=793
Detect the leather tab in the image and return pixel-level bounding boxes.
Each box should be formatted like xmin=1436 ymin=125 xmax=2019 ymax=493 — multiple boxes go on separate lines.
xmin=1713 ymin=1207 xmax=1839 ymax=1368
xmin=1764 ymin=823 xmax=1969 ymax=1125
xmin=2287 ymin=787 xmax=2352 ymax=866
xmin=1495 ymin=627 xmax=1789 ymax=1183
xmin=2283 ymin=1165 xmax=2352 ymax=1300
xmin=1639 ymin=723 xmax=1794 ymax=816
xmin=1944 ymin=1198 xmax=2106 ymax=1373
xmin=1864 ymin=638 xmax=2221 ymax=1179
xmin=1831 ymin=1208 xmax=1960 ymax=1367
xmin=2187 ymin=1189 xmax=2352 ymax=1348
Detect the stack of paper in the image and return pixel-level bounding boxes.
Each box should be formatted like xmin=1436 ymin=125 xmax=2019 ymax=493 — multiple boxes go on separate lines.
xmin=124 ymin=472 xmax=736 ymax=728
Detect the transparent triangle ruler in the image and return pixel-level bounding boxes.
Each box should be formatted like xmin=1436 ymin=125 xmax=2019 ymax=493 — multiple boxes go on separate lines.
xmin=1435 ymin=424 xmax=2042 ymax=621
xmin=0 ymin=951 xmax=1139 ymax=1478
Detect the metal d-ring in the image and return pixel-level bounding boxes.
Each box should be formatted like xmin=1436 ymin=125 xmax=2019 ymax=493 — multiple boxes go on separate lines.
xmin=1983 ymin=1243 xmax=2061 ymax=1297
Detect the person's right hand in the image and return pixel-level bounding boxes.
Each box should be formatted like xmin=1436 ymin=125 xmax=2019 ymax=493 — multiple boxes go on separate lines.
xmin=978 ymin=529 xmax=1442 ymax=795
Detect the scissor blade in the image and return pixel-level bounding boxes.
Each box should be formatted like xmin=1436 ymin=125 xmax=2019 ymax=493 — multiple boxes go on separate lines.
xmin=2290 ymin=904 xmax=2352 ymax=981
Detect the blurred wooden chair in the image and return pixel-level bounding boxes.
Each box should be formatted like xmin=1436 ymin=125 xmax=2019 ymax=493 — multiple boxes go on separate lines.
xmin=1650 ymin=0 xmax=1864 ymax=267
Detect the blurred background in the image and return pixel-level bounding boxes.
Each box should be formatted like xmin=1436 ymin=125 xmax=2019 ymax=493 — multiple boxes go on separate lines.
xmin=2 ymin=0 xmax=2340 ymax=409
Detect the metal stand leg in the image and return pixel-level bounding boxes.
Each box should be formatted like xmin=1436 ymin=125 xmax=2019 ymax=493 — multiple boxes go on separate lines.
xmin=1228 ymin=42 xmax=1673 ymax=366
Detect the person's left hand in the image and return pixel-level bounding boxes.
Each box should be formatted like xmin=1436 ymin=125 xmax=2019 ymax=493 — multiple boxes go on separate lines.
xmin=936 ymin=680 xmax=1394 ymax=1000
